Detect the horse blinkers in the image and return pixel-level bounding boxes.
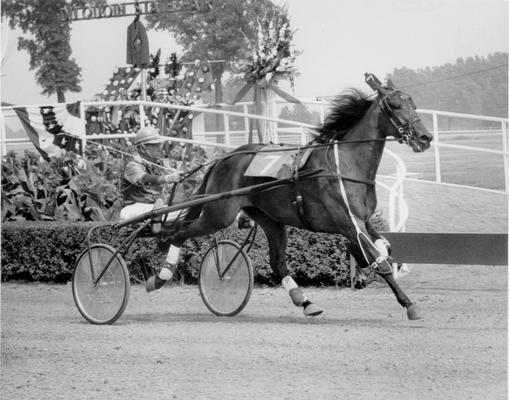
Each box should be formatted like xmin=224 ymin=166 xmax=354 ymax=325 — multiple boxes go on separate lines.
xmin=364 ymin=73 xmax=424 ymax=146
xmin=379 ymin=90 xmax=421 ymax=145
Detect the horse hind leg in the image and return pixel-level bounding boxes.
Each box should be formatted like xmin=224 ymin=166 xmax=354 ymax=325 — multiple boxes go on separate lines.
xmin=243 ymin=208 xmax=322 ymax=317
xmin=283 ymin=276 xmax=323 ymax=317
xmin=171 ymin=199 xmax=241 ymax=246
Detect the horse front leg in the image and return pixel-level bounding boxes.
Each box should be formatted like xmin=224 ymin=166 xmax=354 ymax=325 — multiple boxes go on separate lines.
xmin=244 ymin=208 xmax=322 ymax=317
xmin=348 ymin=219 xmax=421 ymax=320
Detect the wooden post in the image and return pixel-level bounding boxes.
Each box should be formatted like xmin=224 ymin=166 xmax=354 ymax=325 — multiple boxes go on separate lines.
xmin=243 ymin=103 xmax=249 ymax=143
xmin=432 ymin=112 xmax=441 ymax=183
xmin=350 ymin=254 xmax=356 ymax=290
xmin=223 ymin=113 xmax=230 ymax=146
xmin=502 ymin=120 xmax=508 ymax=193
xmin=79 ymin=101 xmax=86 ymax=153
xmin=0 ymin=107 xmax=7 ymax=157
xmin=140 ymin=68 xmax=147 ymax=101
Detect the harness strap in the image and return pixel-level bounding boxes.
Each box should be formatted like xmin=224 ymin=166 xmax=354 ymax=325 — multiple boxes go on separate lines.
xmin=291 ymin=148 xmax=313 ymax=229
xmin=317 ymin=173 xmax=375 ymax=186
xmin=288 ymin=146 xmax=376 ymax=230
xmin=333 ymin=143 xmax=372 ymax=262
xmin=333 ymin=144 xmax=391 ymax=271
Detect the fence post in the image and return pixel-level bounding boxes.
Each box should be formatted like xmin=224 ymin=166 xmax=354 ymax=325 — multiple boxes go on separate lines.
xmin=432 ymin=112 xmax=441 ymax=183
xmin=138 ymin=104 xmax=145 ymax=127
xmin=79 ymin=102 xmax=86 ymax=153
xmin=0 ymin=108 xmax=7 ymax=157
xmin=502 ymin=121 xmax=508 ymax=193
xmin=350 ymin=254 xmax=356 ymax=290
xmin=272 ymin=93 xmax=278 ymax=144
xmin=300 ymin=126 xmax=307 ymax=145
xmin=243 ymin=103 xmax=249 ymax=143
xmin=223 ymin=113 xmax=230 ymax=146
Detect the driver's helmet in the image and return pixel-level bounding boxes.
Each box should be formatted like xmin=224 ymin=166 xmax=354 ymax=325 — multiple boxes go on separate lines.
xmin=135 ymin=126 xmax=165 ymax=146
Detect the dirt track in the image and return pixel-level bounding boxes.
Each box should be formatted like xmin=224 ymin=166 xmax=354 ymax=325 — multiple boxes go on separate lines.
xmin=1 ymin=262 xmax=506 ymax=400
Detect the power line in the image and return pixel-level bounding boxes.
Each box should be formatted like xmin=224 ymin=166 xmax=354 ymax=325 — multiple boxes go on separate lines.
xmin=318 ymin=62 xmax=508 ymax=100
xmin=399 ymin=63 xmax=508 ymax=89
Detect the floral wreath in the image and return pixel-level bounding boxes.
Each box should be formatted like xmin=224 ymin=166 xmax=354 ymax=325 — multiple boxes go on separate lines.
xmin=232 ymin=7 xmax=300 ymax=104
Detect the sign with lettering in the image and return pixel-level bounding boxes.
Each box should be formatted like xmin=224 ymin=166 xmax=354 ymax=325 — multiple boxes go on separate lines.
xmin=60 ymin=0 xmax=213 ymax=22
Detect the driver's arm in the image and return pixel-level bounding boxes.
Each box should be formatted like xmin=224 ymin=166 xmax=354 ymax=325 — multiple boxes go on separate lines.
xmin=140 ymin=173 xmax=179 ymax=185
xmin=125 ymin=161 xmax=179 ymax=185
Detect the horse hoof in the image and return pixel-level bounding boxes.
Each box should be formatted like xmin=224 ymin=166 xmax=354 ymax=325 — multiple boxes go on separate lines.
xmin=407 ymin=304 xmax=422 ymax=320
xmin=303 ymin=303 xmax=323 ymax=317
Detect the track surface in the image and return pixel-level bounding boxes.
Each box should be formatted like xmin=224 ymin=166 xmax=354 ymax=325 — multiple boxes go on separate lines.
xmin=1 ymin=262 xmax=506 ymax=400
xmin=2 ymin=178 xmax=507 ymax=399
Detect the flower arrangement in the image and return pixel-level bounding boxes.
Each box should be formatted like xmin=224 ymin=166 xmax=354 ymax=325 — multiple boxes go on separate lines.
xmin=235 ymin=7 xmax=300 ymax=87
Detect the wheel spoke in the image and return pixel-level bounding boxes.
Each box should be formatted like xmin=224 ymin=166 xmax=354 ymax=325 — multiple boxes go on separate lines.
xmin=72 ymin=245 xmax=130 ymax=325
xmin=199 ymin=241 xmax=253 ymax=316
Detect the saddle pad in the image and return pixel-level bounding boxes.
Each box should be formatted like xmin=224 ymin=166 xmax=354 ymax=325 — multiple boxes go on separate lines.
xmin=244 ymin=146 xmax=312 ymax=179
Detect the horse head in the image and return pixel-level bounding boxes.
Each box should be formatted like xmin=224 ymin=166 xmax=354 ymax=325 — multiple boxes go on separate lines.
xmin=365 ymin=73 xmax=432 ymax=152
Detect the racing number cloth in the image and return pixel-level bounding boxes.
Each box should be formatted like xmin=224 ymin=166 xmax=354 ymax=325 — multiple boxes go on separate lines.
xmin=126 ymin=20 xmax=150 ymax=67
xmin=244 ymin=146 xmax=313 ymax=179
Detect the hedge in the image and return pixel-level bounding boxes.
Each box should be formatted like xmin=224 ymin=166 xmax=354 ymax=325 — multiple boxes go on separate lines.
xmin=1 ymin=217 xmax=386 ymax=287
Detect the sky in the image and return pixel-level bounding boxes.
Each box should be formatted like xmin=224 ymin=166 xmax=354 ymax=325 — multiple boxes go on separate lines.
xmin=1 ymin=0 xmax=508 ymax=105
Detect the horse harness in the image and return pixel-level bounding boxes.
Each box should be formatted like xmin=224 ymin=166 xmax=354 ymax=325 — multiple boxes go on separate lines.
xmin=378 ymin=90 xmax=421 ymax=145
xmin=289 ymin=147 xmax=313 ymax=228
xmin=288 ymin=143 xmax=377 ymax=230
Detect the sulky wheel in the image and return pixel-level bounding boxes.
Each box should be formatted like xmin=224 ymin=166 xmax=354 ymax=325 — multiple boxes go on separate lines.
xmin=72 ymin=244 xmax=130 ymax=325
xmin=199 ymin=240 xmax=254 ymax=317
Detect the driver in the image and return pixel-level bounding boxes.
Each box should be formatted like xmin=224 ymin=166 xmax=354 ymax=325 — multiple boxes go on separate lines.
xmin=119 ymin=126 xmax=184 ymax=293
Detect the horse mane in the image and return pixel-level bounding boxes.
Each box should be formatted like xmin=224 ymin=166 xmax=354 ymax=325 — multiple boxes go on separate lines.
xmin=315 ymin=88 xmax=374 ymax=142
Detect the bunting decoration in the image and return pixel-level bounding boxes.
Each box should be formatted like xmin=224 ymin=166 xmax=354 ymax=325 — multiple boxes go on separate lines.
xmin=13 ymin=102 xmax=85 ymax=160
xmin=232 ymin=7 xmax=301 ymax=143
xmin=147 ymin=54 xmax=213 ymax=140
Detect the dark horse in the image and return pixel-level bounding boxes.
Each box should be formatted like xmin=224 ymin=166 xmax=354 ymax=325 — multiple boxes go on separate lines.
xmin=170 ymin=74 xmax=433 ymax=319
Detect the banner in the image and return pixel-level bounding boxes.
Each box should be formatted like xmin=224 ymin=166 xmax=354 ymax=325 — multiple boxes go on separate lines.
xmin=14 ymin=102 xmax=85 ymax=160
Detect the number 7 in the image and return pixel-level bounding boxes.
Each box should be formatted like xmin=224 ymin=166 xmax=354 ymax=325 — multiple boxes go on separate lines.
xmin=259 ymin=154 xmax=282 ymax=175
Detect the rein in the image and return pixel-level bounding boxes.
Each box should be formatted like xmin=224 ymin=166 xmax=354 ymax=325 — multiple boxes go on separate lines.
xmin=206 ymin=136 xmax=396 ymax=166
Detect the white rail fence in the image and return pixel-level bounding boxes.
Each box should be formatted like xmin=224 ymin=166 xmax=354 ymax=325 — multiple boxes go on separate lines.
xmin=1 ymin=100 xmax=410 ymax=233
xmin=2 ymin=99 xmax=508 ymax=235
xmin=418 ymin=109 xmax=509 ymax=194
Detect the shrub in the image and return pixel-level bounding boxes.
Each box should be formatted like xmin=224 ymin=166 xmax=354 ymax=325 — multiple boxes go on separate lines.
xmin=1 ymin=214 xmax=386 ymax=288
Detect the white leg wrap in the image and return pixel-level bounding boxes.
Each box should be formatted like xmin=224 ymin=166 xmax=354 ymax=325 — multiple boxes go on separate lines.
xmin=282 ymin=275 xmax=298 ymax=292
xmin=158 ymin=267 xmax=173 ymax=281
xmin=374 ymin=239 xmax=389 ymax=258
xmin=166 ymin=245 xmax=181 ymax=266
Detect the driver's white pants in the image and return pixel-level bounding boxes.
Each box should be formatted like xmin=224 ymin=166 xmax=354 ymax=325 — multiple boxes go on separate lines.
xmin=119 ymin=202 xmax=186 ymax=223
xmin=120 ymin=202 xmax=185 ymax=273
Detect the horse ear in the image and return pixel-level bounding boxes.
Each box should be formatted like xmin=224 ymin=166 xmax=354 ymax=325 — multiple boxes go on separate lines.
xmin=364 ymin=73 xmax=384 ymax=94
xmin=386 ymin=78 xmax=396 ymax=90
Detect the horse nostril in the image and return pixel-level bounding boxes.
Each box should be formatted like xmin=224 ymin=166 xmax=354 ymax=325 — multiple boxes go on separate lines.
xmin=419 ymin=132 xmax=432 ymax=143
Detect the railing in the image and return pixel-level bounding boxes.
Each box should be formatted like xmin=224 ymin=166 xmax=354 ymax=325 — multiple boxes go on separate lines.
xmin=418 ymin=109 xmax=509 ymax=193
xmin=3 ymin=98 xmax=507 ymax=192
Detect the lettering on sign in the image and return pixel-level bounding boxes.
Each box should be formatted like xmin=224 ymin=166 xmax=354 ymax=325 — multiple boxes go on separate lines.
xmin=60 ymin=0 xmax=213 ymax=22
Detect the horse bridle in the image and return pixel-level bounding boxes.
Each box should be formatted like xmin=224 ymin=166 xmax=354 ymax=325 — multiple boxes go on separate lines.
xmin=378 ymin=89 xmax=421 ymax=145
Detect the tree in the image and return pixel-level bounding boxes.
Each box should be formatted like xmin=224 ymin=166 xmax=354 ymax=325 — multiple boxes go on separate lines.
xmin=387 ymin=52 xmax=508 ymax=118
xmin=146 ymin=0 xmax=278 ymax=105
xmin=279 ymin=103 xmax=319 ymax=125
xmin=2 ymin=1 xmax=101 ymax=102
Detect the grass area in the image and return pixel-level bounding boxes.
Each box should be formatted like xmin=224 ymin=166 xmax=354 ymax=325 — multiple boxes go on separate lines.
xmin=376 ymin=177 xmax=507 ymax=233
xmin=379 ymin=133 xmax=506 ymax=190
